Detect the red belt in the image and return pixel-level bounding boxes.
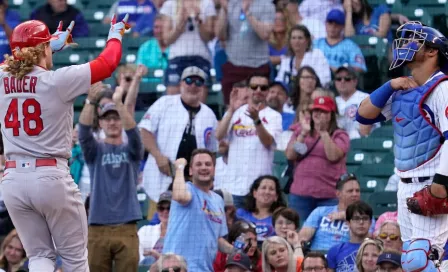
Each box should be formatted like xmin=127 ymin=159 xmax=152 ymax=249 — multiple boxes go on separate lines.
xmin=5 ymin=158 xmax=57 ymax=169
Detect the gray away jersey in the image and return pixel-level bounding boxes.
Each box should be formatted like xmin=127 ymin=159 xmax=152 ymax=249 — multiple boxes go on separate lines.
xmin=0 ymin=64 xmax=91 ymax=160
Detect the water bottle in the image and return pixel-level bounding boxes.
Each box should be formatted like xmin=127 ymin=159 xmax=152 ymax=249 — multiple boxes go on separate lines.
xmin=239 ymin=9 xmax=248 ymax=35
xmin=233 ymin=233 xmax=246 ymax=253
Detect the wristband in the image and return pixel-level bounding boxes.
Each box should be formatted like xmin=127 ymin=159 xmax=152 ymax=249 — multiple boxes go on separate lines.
xmin=254 ymin=119 xmax=262 ymax=126
xmin=177 ymin=164 xmax=186 ymax=170
xmin=370 ymin=81 xmax=394 ymax=108
xmin=85 ymin=98 xmax=98 ymax=106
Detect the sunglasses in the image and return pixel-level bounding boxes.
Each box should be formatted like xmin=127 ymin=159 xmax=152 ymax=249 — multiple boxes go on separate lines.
xmin=338 ymin=173 xmax=357 ymax=184
xmin=238 ymin=220 xmax=256 ymax=230
xmin=157 ymin=205 xmax=170 ymax=212
xmin=335 ymin=76 xmax=352 ymax=82
xmin=249 ymin=84 xmax=269 ymax=91
xmin=161 ymin=267 xmax=181 ymax=272
xmin=351 ymin=215 xmax=371 ymax=223
xmin=378 ymin=233 xmax=400 ymax=241
xmin=184 ymin=77 xmax=205 ymax=87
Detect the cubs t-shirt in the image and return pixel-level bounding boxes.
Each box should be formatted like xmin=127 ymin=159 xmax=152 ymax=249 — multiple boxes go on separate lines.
xmin=304 ymin=205 xmax=376 ymax=251
xmin=236 ymin=208 xmax=275 ymax=244
xmin=327 ymin=242 xmax=361 ymax=272
xmin=313 ymin=38 xmax=367 ymax=71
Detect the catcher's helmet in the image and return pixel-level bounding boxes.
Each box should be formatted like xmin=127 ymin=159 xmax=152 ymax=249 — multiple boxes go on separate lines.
xmin=10 ymin=20 xmax=55 ymax=58
xmin=390 ymin=21 xmax=448 ymax=71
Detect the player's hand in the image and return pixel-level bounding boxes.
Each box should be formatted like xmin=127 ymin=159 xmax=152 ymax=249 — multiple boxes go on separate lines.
xmin=390 ymin=77 xmax=418 ymax=91
xmin=50 ymin=21 xmax=78 ymax=53
xmin=155 ymin=154 xmax=171 ymax=176
xmin=108 ymin=13 xmax=131 ymax=42
xmin=112 ymin=86 xmax=125 ymax=105
xmin=87 ymin=82 xmax=105 ymax=102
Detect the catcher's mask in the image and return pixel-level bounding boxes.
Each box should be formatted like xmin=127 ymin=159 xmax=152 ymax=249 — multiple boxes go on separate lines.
xmin=390 ymin=21 xmax=448 ymax=72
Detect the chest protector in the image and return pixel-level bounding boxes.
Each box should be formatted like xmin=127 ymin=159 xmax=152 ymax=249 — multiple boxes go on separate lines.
xmin=392 ymin=75 xmax=448 ymax=171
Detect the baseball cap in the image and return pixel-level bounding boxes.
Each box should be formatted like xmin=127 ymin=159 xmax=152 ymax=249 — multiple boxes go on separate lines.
xmin=335 ymin=66 xmax=357 ymax=78
xmin=214 ymin=189 xmax=234 ymax=207
xmin=310 ymin=96 xmax=337 ymax=112
xmin=270 ymin=81 xmax=290 ymax=94
xmin=99 ymin=103 xmax=118 ymax=117
xmin=326 ymin=9 xmax=345 ymax=25
xmin=181 ymin=66 xmax=207 ymax=81
xmin=225 ymin=252 xmax=252 ymax=271
xmin=377 ymin=252 xmax=401 ymax=266
xmin=158 ymin=191 xmax=172 ymax=204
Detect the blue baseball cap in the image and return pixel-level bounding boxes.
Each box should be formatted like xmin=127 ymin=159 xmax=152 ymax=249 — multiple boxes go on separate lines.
xmin=326 ymin=9 xmax=345 ymax=25
xmin=270 ymin=81 xmax=290 ymax=94
xmin=377 ymin=252 xmax=401 ymax=266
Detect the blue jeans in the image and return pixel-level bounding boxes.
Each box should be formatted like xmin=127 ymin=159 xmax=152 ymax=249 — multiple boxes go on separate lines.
xmin=232 ymin=195 xmax=246 ymax=210
xmin=288 ymin=194 xmax=338 ymax=225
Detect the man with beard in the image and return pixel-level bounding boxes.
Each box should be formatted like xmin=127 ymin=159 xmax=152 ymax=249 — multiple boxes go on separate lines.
xmin=266 ymin=81 xmax=295 ymax=131
xmin=163 ymin=149 xmax=234 ymax=272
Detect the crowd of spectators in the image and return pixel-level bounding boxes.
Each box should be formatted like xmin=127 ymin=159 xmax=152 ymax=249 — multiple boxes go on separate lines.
xmin=0 ymin=0 xmax=439 ymax=271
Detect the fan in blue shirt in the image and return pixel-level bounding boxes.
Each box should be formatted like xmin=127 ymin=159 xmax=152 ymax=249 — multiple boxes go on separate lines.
xmin=314 ymin=9 xmax=367 ymax=73
xmin=327 ymin=201 xmax=373 ymax=272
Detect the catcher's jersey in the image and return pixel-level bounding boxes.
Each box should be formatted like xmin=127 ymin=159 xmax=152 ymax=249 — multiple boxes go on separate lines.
xmin=381 ymin=72 xmax=448 ymax=178
xmin=0 ymin=64 xmax=91 ymax=160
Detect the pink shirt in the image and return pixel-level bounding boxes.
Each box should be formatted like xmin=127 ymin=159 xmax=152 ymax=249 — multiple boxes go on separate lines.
xmin=289 ymin=124 xmax=350 ymax=199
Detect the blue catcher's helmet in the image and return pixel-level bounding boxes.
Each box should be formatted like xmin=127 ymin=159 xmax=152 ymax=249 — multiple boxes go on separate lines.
xmin=390 ymin=21 xmax=448 ymax=72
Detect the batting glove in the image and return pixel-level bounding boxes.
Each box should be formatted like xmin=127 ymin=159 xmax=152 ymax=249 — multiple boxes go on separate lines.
xmin=50 ymin=21 xmax=78 ymax=53
xmin=108 ymin=14 xmax=131 ymax=42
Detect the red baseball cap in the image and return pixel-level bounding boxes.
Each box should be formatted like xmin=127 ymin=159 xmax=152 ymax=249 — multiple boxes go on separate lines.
xmin=310 ymin=96 xmax=337 ymax=112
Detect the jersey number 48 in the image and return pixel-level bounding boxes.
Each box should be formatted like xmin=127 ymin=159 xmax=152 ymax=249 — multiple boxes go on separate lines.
xmin=4 ymin=98 xmax=43 ymax=136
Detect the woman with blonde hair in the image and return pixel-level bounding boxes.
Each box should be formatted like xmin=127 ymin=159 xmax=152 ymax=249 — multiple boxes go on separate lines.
xmin=0 ymin=230 xmax=27 ymax=272
xmin=160 ymin=0 xmax=216 ymax=95
xmin=355 ymin=239 xmax=383 ymax=272
xmin=261 ymin=236 xmax=303 ymax=272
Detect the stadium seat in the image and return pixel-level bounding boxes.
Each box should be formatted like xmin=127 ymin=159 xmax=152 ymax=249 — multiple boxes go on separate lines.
xmin=53 ymin=52 xmax=87 ymax=66
xmin=139 ymin=82 xmax=165 ymax=93
xmin=134 ymin=110 xmax=146 ymax=123
xmin=84 ymin=9 xmax=106 ymax=23
xmin=355 ymin=163 xmax=394 ymax=192
xmin=125 ymin=37 xmax=150 ymax=52
xmin=89 ymin=23 xmax=110 ymax=37
xmin=391 ymin=5 xmax=433 ymax=26
xmin=85 ymin=0 xmax=114 ymax=10
xmin=74 ymin=95 xmax=87 ymax=110
xmin=137 ymin=219 xmax=149 ymax=230
xmin=138 ymin=265 xmax=150 ymax=272
xmin=400 ymin=0 xmax=447 ymax=8
xmin=346 ymin=150 xmax=380 ymax=165
xmin=350 ymin=137 xmax=394 ymax=153
xmin=75 ymin=37 xmax=108 ymax=51
xmin=370 ymin=125 xmax=394 ymax=138
xmin=367 ymin=192 xmax=398 ymax=218
xmin=347 ymin=165 xmax=359 ymax=174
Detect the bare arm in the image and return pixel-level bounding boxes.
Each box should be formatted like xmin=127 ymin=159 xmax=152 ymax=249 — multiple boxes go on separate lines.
xmin=218 ymin=237 xmax=234 ymax=254
xmin=216 ymin=110 xmax=234 ymax=140
xmin=320 ymin=132 xmax=344 ymax=162
xmin=298 ymin=227 xmax=316 ymax=244
xmin=255 ymin=122 xmax=274 ymax=148
xmin=124 ymin=65 xmax=148 ymax=117
xmin=113 ymin=87 xmax=136 ymax=130
xmin=162 ymin=15 xmax=188 ymax=46
xmin=359 ymin=124 xmax=373 ymax=137
xmin=343 ymin=1 xmax=355 ymax=37
xmin=285 ymin=133 xmax=306 ymax=161
xmin=215 ymin=3 xmax=228 ymax=41
xmin=357 ymin=97 xmax=383 ymax=119
xmin=198 ymin=16 xmax=215 ymax=42
xmin=375 ymin=13 xmax=391 ymax=38
xmin=270 ymin=55 xmax=282 ymax=66
xmin=79 ymin=83 xmax=103 ymax=126
xmin=246 ymin=13 xmax=273 ymax=41
xmin=172 ymin=159 xmax=192 ymax=205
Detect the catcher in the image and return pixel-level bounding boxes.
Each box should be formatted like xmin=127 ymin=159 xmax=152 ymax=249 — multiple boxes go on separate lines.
xmin=356 ymin=21 xmax=448 ymax=271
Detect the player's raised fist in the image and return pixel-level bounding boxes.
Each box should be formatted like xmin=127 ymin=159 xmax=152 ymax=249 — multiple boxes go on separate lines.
xmin=108 ymin=13 xmax=131 ymax=42
xmin=50 ymin=21 xmax=78 ymax=53
xmin=390 ymin=77 xmax=419 ymax=91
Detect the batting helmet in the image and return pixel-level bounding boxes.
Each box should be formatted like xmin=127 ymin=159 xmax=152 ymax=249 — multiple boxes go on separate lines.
xmin=10 ymin=20 xmax=55 ymax=57
xmin=390 ymin=21 xmax=448 ymax=71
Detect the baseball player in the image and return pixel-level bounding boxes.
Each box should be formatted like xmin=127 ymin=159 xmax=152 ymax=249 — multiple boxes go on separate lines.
xmin=0 ymin=15 xmax=130 ymax=271
xmin=356 ymin=21 xmax=448 ymax=271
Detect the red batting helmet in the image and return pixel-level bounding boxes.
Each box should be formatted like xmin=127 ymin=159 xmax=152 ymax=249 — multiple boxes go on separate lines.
xmin=10 ymin=20 xmax=55 ymax=57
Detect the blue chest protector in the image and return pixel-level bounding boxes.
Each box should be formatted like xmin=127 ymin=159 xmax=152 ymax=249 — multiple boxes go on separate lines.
xmin=392 ymin=75 xmax=448 ymax=171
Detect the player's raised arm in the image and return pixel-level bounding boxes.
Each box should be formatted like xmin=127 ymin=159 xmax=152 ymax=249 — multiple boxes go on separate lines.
xmin=89 ymin=14 xmax=131 ymax=84
xmin=356 ymin=77 xmax=418 ymax=124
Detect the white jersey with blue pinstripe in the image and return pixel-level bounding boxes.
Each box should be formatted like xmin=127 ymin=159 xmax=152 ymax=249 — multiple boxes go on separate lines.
xmin=380 ymin=72 xmax=448 ymax=178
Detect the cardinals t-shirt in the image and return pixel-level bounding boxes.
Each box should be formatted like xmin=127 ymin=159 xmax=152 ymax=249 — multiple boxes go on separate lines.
xmin=223 ymin=104 xmax=283 ymax=196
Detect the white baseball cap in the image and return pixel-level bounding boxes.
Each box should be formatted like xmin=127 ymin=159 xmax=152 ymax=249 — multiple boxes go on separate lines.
xmin=181 ymin=66 xmax=207 ymax=81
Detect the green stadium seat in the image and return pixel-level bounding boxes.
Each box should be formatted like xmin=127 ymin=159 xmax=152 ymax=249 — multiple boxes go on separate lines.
xmin=74 ymin=95 xmax=87 ymax=109
xmin=89 ymin=23 xmax=110 ymax=37
xmin=84 ymin=9 xmax=107 ymax=23
xmin=138 ymin=265 xmax=150 ymax=272
xmin=367 ymin=192 xmax=398 ymax=218
xmin=134 ymin=110 xmax=146 ymax=123
xmin=350 ymin=137 xmax=394 ymax=153
xmin=370 ymin=126 xmax=394 ymax=138
xmin=137 ymin=220 xmax=149 ymax=230
xmin=125 ymin=37 xmax=150 ymax=52
xmin=53 ymin=52 xmax=87 ymax=65
xmin=274 ymin=150 xmax=288 ymax=165
xmin=346 ymin=150 xmax=380 ymax=165
xmin=391 ymin=5 xmax=433 ymax=26
xmin=380 ymin=153 xmax=395 ymax=164
xmin=347 ymin=165 xmax=359 ymax=174
xmin=400 ymin=0 xmax=447 ymax=8
xmin=86 ymin=0 xmax=115 ymax=10
xmin=75 ymin=37 xmax=108 ymax=51
xmin=139 ymin=81 xmax=165 ymax=93
xmin=73 ymin=110 xmax=81 ymax=124
xmin=355 ymin=163 xmax=394 ymax=192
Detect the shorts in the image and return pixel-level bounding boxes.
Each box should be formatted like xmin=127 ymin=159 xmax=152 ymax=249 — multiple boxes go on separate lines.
xmin=164 ymin=55 xmax=211 ymax=87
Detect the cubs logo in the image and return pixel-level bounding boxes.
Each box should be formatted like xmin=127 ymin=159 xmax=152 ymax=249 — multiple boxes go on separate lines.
xmin=204 ymin=127 xmax=214 ymax=150
xmin=445 ymin=106 xmax=448 ymax=119
xmin=345 ymin=104 xmax=358 ymax=119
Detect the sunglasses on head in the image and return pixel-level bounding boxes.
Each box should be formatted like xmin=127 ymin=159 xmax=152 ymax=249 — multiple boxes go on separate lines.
xmin=338 ymin=173 xmax=357 ymax=184
xmin=249 ymin=84 xmax=269 ymax=91
xmin=157 ymin=205 xmax=170 ymax=212
xmin=184 ymin=77 xmax=205 ymax=87
xmin=335 ymin=76 xmax=352 ymax=82
xmin=378 ymin=233 xmax=400 ymax=241
xmin=161 ymin=267 xmax=181 ymax=272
